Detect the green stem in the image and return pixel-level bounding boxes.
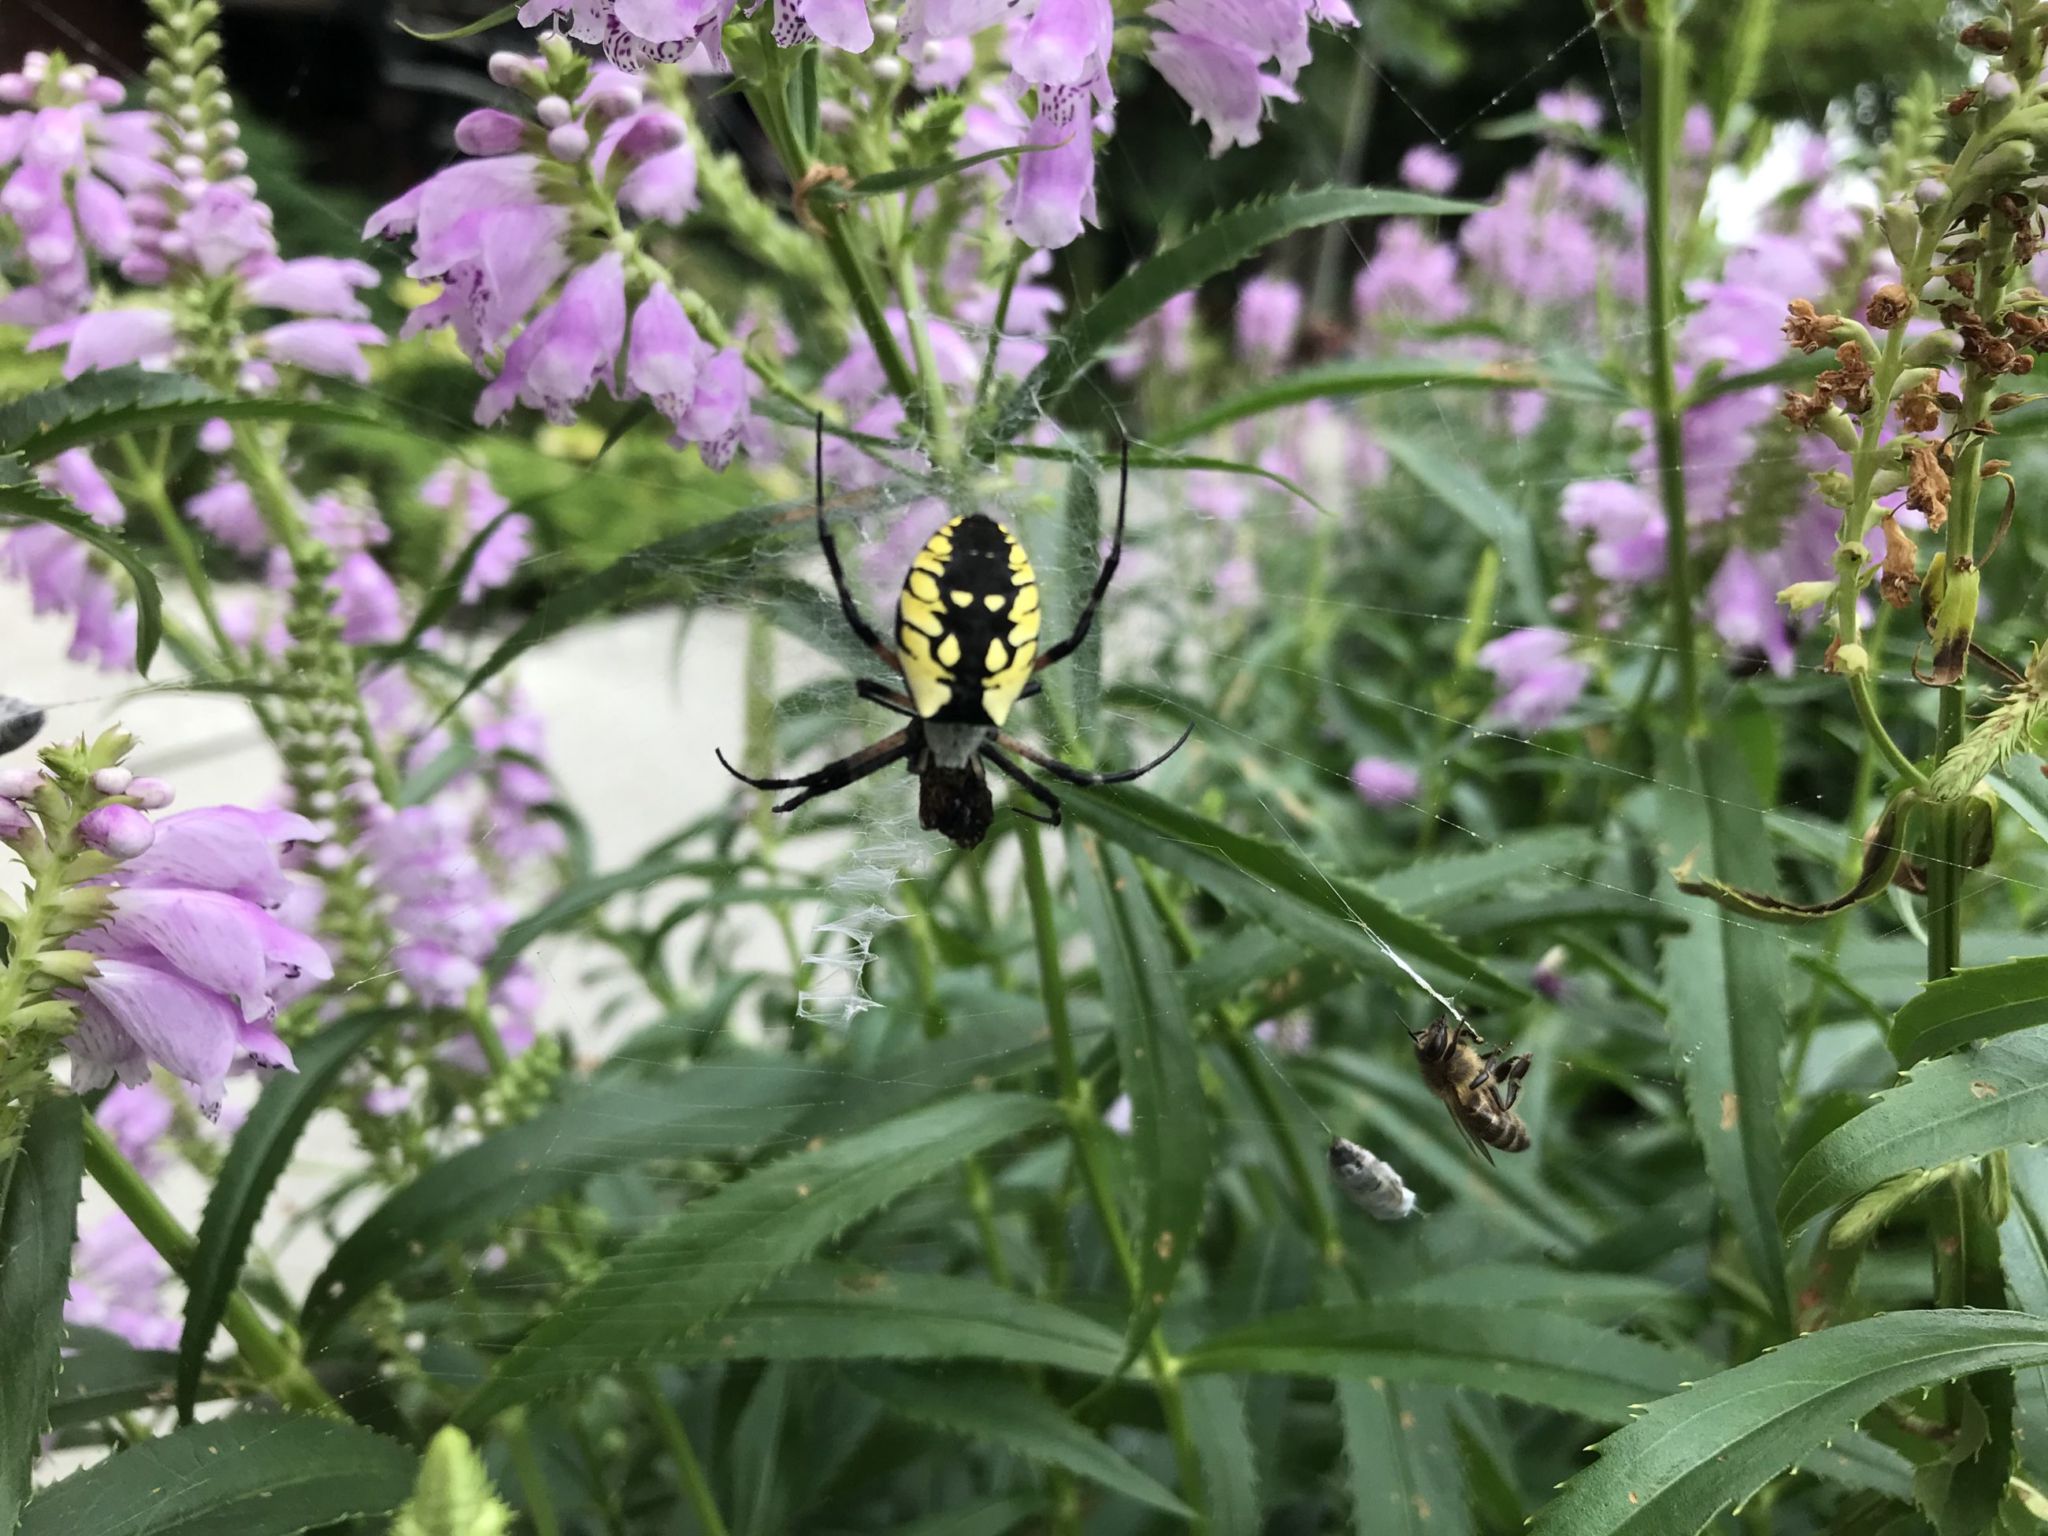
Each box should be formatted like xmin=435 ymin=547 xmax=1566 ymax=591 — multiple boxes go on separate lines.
xmin=80 ymin=1117 xmax=339 ymax=1418
xmin=113 ymin=434 xmax=236 ymax=657
xmin=635 ymin=1371 xmax=732 ymax=1536
xmin=888 ymin=240 xmax=956 ymax=465
xmin=971 ymin=244 xmax=1025 ymax=418
xmin=1641 ymin=12 xmax=1700 ymax=733
xmin=504 ymin=1411 xmax=564 ymax=1536
xmin=1017 ymin=825 xmax=1207 ymax=1528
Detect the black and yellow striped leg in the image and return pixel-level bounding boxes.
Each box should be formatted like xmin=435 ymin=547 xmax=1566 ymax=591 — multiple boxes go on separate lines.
xmin=714 ymin=730 xmax=913 ymax=812
xmin=982 ymin=744 xmax=1063 ymax=826
xmin=995 ymin=721 xmax=1193 ymax=788
xmin=812 ymin=413 xmax=900 ymax=670
xmin=1034 ymin=439 xmax=1129 ymax=673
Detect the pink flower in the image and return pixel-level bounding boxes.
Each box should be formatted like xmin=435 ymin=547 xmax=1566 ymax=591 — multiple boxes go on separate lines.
xmin=66 ymin=1212 xmax=180 ymax=1349
xmin=1149 ymin=30 xmax=1295 ymax=155
xmin=1005 ymin=85 xmax=1105 ymax=251
xmin=42 ymin=449 xmax=122 ymax=527
xmin=476 ymin=250 xmax=627 ymax=425
xmin=1476 ymin=627 xmax=1590 ymax=734
xmin=258 ymin=319 xmax=383 ymax=382
xmin=1536 ymin=87 xmax=1601 ymax=134
xmin=1350 ymin=756 xmax=1420 ymax=807
xmin=1561 ymin=478 xmax=1664 ymax=587
xmin=243 ymin=256 xmax=379 ymax=318
xmin=1235 ymin=273 xmax=1301 ymax=364
xmin=78 ymin=804 xmax=155 ymax=859
xmin=186 ymin=476 xmax=271 ymax=557
xmin=332 ymin=552 xmax=405 ymax=644
xmin=1398 ymin=143 xmax=1458 ymax=194
xmin=115 ymin=805 xmax=319 ymax=910
xmin=32 ymin=307 xmax=177 ymax=377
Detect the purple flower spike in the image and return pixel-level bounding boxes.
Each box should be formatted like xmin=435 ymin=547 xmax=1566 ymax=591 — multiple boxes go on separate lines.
xmin=78 ymin=804 xmax=155 ymax=859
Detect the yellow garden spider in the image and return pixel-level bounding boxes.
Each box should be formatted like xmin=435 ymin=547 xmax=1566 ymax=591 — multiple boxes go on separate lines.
xmin=715 ymin=424 xmax=1191 ymax=849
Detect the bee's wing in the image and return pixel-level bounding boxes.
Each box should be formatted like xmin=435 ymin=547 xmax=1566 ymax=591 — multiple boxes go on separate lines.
xmin=1449 ymin=1110 xmax=1496 ymax=1166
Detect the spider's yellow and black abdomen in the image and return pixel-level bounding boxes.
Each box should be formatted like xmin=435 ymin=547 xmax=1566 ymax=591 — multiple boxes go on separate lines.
xmin=896 ymin=513 xmax=1042 ymax=725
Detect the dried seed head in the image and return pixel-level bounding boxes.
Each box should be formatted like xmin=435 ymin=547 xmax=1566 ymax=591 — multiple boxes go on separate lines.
xmin=1865 ymin=283 xmax=1913 ymax=330
xmin=1783 ymin=298 xmax=1843 ymax=354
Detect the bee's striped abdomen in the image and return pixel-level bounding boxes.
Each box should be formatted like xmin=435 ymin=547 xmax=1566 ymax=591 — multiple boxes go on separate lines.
xmin=896 ymin=513 xmax=1042 ymax=724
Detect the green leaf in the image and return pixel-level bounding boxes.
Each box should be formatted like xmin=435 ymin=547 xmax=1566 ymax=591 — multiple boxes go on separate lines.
xmin=454 ymin=1092 xmax=1055 ymax=1426
xmin=1677 ymin=787 xmax=1918 ymax=924
xmin=395 ymin=3 xmax=520 ymax=40
xmin=1341 ymin=1378 xmax=1472 ymax=1536
xmin=0 ymin=1097 xmax=83 ymax=1535
xmin=0 ymin=466 xmax=164 ymax=674
xmin=303 ymin=1059 xmax=822 ymax=1342
xmin=18 ymin=1412 xmax=416 ymax=1536
xmin=1060 ymin=784 xmax=1528 ymax=1004
xmin=822 ymin=141 xmax=1055 ymax=198
xmin=46 ymin=1330 xmax=207 ymax=1429
xmin=1892 ymin=956 xmax=2048 ymax=1066
xmin=1067 ymin=836 xmax=1209 ymax=1363
xmin=441 ymin=499 xmax=810 ymax=716
xmin=1156 ymin=357 xmax=1556 ymax=445
xmin=785 ymin=46 xmax=820 ymax=162
xmin=1181 ymin=1376 xmax=1261 ymax=1536
xmin=391 ymin=1427 xmax=512 ymax=1536
xmin=1379 ymin=434 xmax=1546 ymax=625
xmin=651 ymin=1264 xmax=1124 ymax=1374
xmin=178 ymin=1010 xmax=387 ymax=1422
xmin=1660 ymin=733 xmax=1792 ymax=1324
xmin=1387 ymin=1263 xmax=1683 ymax=1323
xmin=487 ymin=855 xmax=721 ymax=976
xmin=982 ymin=185 xmax=1474 ymax=444
xmin=854 ymin=1367 xmax=1192 ymax=1518
xmin=1531 ymin=1311 xmax=2048 ymax=1536
xmin=1182 ymin=1303 xmax=1700 ymax=1422
xmin=732 ymin=1363 xmax=790 ymax=1536
xmin=1781 ymin=1024 xmax=2048 ymax=1231
xmin=0 ymin=369 xmax=213 ymax=454
xmin=887 ymin=1497 xmax=1039 ymax=1536
xmin=1365 ymin=827 xmax=1603 ymax=914
xmin=2002 ymin=1149 xmax=2048 ymax=1488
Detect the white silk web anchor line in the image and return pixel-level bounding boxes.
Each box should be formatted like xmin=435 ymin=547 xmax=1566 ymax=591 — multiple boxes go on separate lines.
xmin=794 ymin=813 xmax=927 ymax=1027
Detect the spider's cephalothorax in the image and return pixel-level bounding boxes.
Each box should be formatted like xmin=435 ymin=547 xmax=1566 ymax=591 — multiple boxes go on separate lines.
xmin=716 ymin=420 xmax=1191 ymax=849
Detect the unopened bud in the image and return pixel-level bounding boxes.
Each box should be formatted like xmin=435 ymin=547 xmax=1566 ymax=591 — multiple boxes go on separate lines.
xmin=535 ymin=94 xmax=572 ymax=128
xmin=1778 ymin=580 xmax=1836 ymax=614
xmin=90 ymin=767 xmax=132 ymax=795
xmin=1812 ymin=469 xmax=1854 ymax=509
xmin=0 ymin=798 xmax=28 ymax=839
xmin=1815 ymin=408 xmax=1860 ymax=453
xmin=31 ymin=949 xmax=98 ymax=985
xmin=455 ymin=108 xmax=528 ymax=157
xmin=128 ymin=777 xmax=174 ymax=809
xmin=0 ymin=766 xmax=41 ymax=799
xmin=487 ymin=51 xmax=540 ymax=89
xmin=1881 ymin=200 xmax=1924 ymax=266
xmin=76 ymin=803 xmax=154 ymax=859
xmin=546 ymin=123 xmax=590 ymax=162
xmin=1832 ymin=642 xmax=1871 ymax=678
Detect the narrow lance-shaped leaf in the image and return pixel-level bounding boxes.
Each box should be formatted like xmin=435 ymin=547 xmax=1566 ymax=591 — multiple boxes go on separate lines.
xmin=2001 ymin=1148 xmax=2048 ymax=1489
xmin=1530 ymin=1311 xmax=2048 ymax=1536
xmin=178 ymin=1010 xmax=390 ymax=1421
xmin=1156 ymin=357 xmax=1552 ymax=445
xmin=0 ymin=1097 xmax=83 ymax=1535
xmin=982 ymin=185 xmax=1475 ymax=445
xmin=1067 ymin=835 xmax=1210 ymax=1368
xmin=1060 ymin=783 xmax=1528 ymax=1004
xmin=1891 ymin=955 xmax=2048 ymax=1065
xmin=1181 ymin=1302 xmax=1702 ymax=1423
xmin=650 ymin=1265 xmax=1125 ymax=1375
xmin=1341 ymin=1378 xmax=1474 ymax=1536
xmin=1659 ymin=733 xmax=1793 ymax=1325
xmin=1781 ymin=1023 xmax=2048 ymax=1230
xmin=1676 ymin=787 xmax=1919 ymax=924
xmin=1379 ymin=435 xmax=1547 ymax=625
xmin=18 ymin=1413 xmax=416 ymax=1536
xmin=854 ymin=1367 xmax=1192 ymax=1519
xmin=304 ymin=1059 xmax=826 ymax=1342
xmin=455 ymin=1092 xmax=1055 ymax=1427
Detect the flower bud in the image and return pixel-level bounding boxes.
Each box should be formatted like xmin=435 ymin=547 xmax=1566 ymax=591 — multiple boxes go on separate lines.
xmin=546 ymin=123 xmax=590 ymax=162
xmin=1915 ymin=177 xmax=1947 ymax=206
xmin=872 ymin=55 xmax=904 ymax=83
xmin=31 ymin=949 xmax=98 ymax=985
xmin=1985 ymin=72 xmax=2019 ymax=103
xmin=487 ymin=51 xmax=540 ymax=89
xmin=77 ymin=804 xmax=155 ymax=859
xmin=91 ymin=766 xmax=132 ymax=795
xmin=583 ymin=81 xmax=642 ymax=120
xmin=1904 ymin=329 xmax=1963 ymax=366
xmin=455 ymin=109 xmax=527 ymax=157
xmin=1831 ymin=642 xmax=1871 ymax=677
xmin=0 ymin=766 xmax=41 ymax=799
xmin=1777 ymin=580 xmax=1835 ymax=614
xmin=0 ymin=798 xmax=28 ymax=839
xmin=128 ymin=777 xmax=174 ymax=809
xmin=535 ymin=94 xmax=572 ymax=128
xmin=1815 ymin=407 xmax=1860 ymax=453
xmin=1812 ymin=469 xmax=1854 ymax=508
xmin=1881 ymin=199 xmax=1923 ymax=267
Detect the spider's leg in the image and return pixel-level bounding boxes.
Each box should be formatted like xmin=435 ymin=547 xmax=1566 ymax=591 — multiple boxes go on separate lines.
xmin=714 ymin=729 xmax=912 ymax=811
xmin=1034 ymin=438 xmax=1128 ymax=673
xmin=995 ymin=721 xmax=1192 ymax=788
xmin=812 ymin=413 xmax=900 ymax=671
xmin=982 ymin=742 xmax=1063 ymax=826
xmin=855 ymin=677 xmax=918 ymax=716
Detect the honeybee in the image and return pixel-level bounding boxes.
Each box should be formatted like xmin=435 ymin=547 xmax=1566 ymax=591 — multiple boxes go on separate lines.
xmin=1411 ymin=1018 xmax=1532 ymax=1162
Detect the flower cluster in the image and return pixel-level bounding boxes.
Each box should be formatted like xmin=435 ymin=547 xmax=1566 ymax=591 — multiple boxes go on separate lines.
xmin=4 ymin=449 xmax=137 ymax=671
xmin=1475 ymin=627 xmax=1589 ymax=734
xmin=369 ymin=45 xmax=750 ymax=464
xmin=0 ymin=53 xmax=163 ymax=325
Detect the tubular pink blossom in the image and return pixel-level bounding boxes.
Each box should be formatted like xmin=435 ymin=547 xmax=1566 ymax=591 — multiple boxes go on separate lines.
xmin=115 ymin=805 xmax=320 ymax=909
xmin=259 ymin=320 xmax=383 ymax=382
xmin=33 ymin=307 xmax=177 ymax=377
xmin=71 ymin=957 xmax=241 ymax=1113
xmin=243 ymin=256 xmax=380 ymax=318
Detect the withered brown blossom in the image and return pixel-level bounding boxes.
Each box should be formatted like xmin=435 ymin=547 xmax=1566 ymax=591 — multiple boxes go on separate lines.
xmin=1898 ymin=382 xmax=1942 ymax=433
xmin=1905 ymin=438 xmax=1952 ymax=529
xmin=1879 ymin=514 xmax=1920 ymax=607
xmin=1816 ymin=341 xmax=1876 ymax=414
xmin=1866 ymin=283 xmax=1913 ymax=330
xmin=1959 ymin=20 xmax=2011 ymax=51
xmin=1783 ymin=298 xmax=1842 ymax=354
xmin=1781 ymin=387 xmax=1832 ymax=429
xmin=1947 ymin=89 xmax=1980 ymax=117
